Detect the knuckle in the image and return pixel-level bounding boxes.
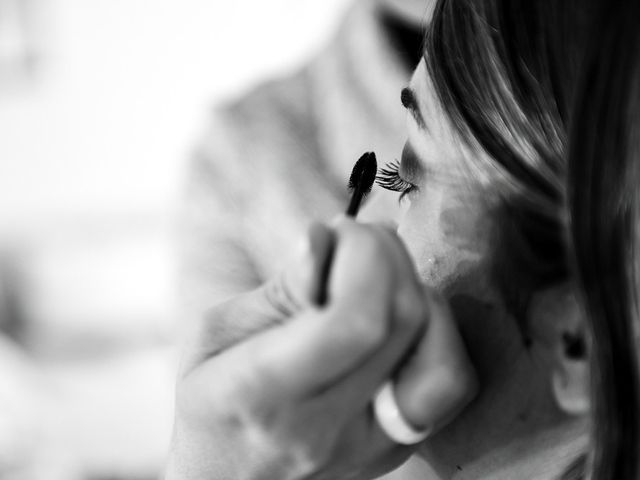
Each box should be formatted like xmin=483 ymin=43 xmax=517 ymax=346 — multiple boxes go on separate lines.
xmin=217 ymin=365 xmax=255 ymax=412
xmin=265 ymin=414 xmax=337 ymax=478
xmin=216 ymin=391 xmax=248 ymax=432
xmin=262 ymin=274 xmax=303 ymax=317
xmin=285 ymin=441 xmax=328 ymax=478
xmin=329 ymin=307 xmax=388 ymax=352
xmin=198 ymin=293 xmax=273 ymax=354
xmin=179 ymin=359 xmax=341 ymax=478
xmin=179 ymin=366 xmax=249 ymax=431
xmin=347 ymin=309 xmax=389 ymax=350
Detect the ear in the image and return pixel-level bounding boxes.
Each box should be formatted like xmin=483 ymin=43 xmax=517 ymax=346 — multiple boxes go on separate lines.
xmin=527 ymin=283 xmax=590 ymax=416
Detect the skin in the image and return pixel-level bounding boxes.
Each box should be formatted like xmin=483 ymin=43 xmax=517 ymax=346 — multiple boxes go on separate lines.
xmin=392 ymin=59 xmax=590 ymax=479
xmin=167 ymin=5 xmax=592 ymax=475
xmin=167 ymin=59 xmax=591 ymax=480
xmin=167 ymin=219 xmax=478 ymax=480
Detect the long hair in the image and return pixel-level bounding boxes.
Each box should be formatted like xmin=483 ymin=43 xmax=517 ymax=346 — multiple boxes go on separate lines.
xmin=568 ymin=3 xmax=640 ymax=478
xmin=424 ymin=0 xmax=594 ymax=329
xmin=424 ymin=0 xmax=640 ymax=478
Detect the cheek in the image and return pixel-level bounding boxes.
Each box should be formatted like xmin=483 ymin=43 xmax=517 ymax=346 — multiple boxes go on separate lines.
xmin=398 ymin=185 xmax=490 ymax=290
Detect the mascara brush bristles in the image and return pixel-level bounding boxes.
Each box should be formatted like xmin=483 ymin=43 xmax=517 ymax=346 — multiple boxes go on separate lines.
xmin=315 ymin=151 xmax=377 ymax=306
xmin=346 ymin=152 xmax=377 ymax=217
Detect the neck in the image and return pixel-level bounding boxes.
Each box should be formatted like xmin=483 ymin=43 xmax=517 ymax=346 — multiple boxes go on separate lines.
xmin=418 ymin=417 xmax=589 ymax=479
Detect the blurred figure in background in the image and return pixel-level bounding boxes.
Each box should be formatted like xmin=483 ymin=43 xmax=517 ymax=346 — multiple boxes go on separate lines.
xmin=180 ymin=1 xmax=433 ymax=477
xmin=181 ymin=0 xmax=429 ymax=310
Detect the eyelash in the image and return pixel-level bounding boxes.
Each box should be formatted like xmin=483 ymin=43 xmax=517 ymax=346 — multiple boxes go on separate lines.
xmin=375 ymin=160 xmax=417 ymax=203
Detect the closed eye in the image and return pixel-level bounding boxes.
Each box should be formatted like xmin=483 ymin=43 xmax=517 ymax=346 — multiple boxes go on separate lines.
xmin=376 ymin=160 xmax=417 ymax=203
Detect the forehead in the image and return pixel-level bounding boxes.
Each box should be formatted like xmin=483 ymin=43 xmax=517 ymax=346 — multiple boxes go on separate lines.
xmin=401 ymin=63 xmax=506 ymax=292
xmin=406 ymin=60 xmax=470 ymax=180
xmin=407 ymin=59 xmax=509 ymax=193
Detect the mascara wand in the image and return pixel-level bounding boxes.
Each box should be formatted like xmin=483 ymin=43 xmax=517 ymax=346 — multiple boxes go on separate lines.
xmin=314 ymin=152 xmax=378 ymax=306
xmin=346 ymin=152 xmax=378 ymax=217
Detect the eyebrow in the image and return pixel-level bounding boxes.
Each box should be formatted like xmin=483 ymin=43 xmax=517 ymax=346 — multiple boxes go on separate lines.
xmin=400 ymin=87 xmax=426 ymax=129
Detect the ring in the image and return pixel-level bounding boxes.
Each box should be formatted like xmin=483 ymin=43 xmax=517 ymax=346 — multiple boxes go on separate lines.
xmin=373 ymin=381 xmax=431 ymax=445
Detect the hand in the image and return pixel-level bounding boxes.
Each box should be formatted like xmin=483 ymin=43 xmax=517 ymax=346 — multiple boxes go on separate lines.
xmin=166 ymin=219 xmax=477 ymax=480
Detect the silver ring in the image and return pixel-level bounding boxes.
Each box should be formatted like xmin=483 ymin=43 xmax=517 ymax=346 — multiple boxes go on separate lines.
xmin=373 ymin=381 xmax=431 ymax=445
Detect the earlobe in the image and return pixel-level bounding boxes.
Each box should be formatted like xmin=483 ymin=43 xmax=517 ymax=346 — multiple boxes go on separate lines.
xmin=527 ymin=283 xmax=591 ymax=416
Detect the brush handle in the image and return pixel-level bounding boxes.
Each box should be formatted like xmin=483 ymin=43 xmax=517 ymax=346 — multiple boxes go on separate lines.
xmin=346 ymin=182 xmax=364 ymax=217
xmin=308 ymin=223 xmax=336 ymax=306
xmin=316 ymin=165 xmax=368 ymax=304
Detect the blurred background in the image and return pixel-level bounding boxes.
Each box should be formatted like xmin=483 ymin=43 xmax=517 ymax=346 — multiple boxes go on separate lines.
xmin=0 ymin=0 xmax=351 ymax=478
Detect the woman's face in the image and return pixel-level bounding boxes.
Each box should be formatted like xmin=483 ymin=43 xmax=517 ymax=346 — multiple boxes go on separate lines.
xmin=394 ymin=59 xmax=588 ymax=478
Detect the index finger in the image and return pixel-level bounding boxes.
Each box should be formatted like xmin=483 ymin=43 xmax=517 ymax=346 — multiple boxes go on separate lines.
xmin=236 ymin=222 xmax=403 ymax=398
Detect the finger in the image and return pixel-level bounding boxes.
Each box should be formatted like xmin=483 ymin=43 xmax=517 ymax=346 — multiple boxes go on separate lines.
xmin=228 ymin=222 xmax=404 ymax=398
xmin=315 ymin=220 xmax=428 ymax=407
xmin=368 ymin=221 xmax=421 ymax=286
xmin=261 ymin=221 xmax=335 ymax=315
xmin=245 ymin=293 xmax=396 ymax=400
xmin=180 ymin=290 xmax=275 ymax=374
xmin=185 ymin=223 xmax=335 ymax=371
xmin=325 ymin=259 xmax=428 ymax=412
xmin=393 ymin=287 xmax=478 ymax=432
xmin=326 ymin=219 xmax=397 ymax=309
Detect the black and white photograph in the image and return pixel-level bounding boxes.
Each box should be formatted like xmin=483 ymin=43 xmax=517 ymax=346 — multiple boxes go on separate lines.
xmin=0 ymin=0 xmax=637 ymax=479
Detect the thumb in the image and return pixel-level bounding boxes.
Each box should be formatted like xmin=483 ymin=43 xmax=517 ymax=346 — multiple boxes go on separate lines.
xmin=261 ymin=222 xmax=335 ymax=317
xmin=183 ymin=222 xmax=335 ymax=373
